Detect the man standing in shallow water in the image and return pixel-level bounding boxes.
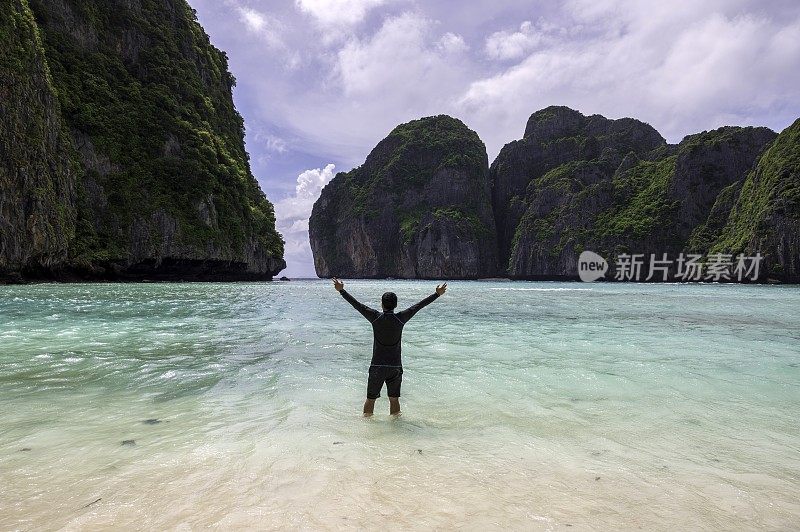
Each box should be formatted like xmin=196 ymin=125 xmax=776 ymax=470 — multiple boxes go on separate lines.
xmin=333 ymin=278 xmax=447 ymax=416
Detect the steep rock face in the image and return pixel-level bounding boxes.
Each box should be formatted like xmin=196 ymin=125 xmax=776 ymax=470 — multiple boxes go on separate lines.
xmin=504 ymin=122 xmax=776 ymax=278
xmin=309 ymin=116 xmax=497 ymax=279
xmin=0 ymin=0 xmax=77 ymax=280
xmin=713 ymin=119 xmax=800 ymax=282
xmin=0 ymin=0 xmax=284 ymax=281
xmin=491 ymin=106 xmax=666 ymax=273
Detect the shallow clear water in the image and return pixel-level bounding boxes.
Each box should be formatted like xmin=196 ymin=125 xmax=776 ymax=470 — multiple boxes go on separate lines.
xmin=1 ymin=280 xmax=799 ymax=530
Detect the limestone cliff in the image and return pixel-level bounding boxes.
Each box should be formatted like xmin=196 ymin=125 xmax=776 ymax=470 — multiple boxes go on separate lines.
xmin=490 ymin=106 xmax=667 ymax=272
xmin=0 ymin=0 xmax=76 ymax=281
xmin=503 ymin=123 xmax=776 ymax=278
xmin=309 ymin=116 xmax=497 ymax=279
xmin=310 ymin=106 xmax=797 ymax=282
xmin=0 ymin=0 xmax=284 ymax=282
xmin=713 ymin=119 xmax=800 ymax=282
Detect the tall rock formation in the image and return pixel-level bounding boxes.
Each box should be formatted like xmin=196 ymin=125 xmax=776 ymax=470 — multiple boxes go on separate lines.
xmin=490 ymin=106 xmax=667 ymax=274
xmin=309 ymin=116 xmax=497 ymax=279
xmin=0 ymin=0 xmax=284 ymax=282
xmin=498 ymin=118 xmax=776 ymax=278
xmin=713 ymin=119 xmax=800 ymax=282
xmin=0 ymin=0 xmax=77 ymax=281
xmin=309 ymin=107 xmax=798 ymax=282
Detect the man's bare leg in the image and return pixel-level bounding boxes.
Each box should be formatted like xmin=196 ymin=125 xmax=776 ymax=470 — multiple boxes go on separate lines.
xmin=363 ymin=398 xmax=376 ymax=416
xmin=389 ymin=397 xmax=401 ymax=416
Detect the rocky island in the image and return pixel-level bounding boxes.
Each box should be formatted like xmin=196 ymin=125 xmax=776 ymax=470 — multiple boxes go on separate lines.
xmin=495 ymin=107 xmax=778 ymax=279
xmin=309 ymin=116 xmax=498 ymax=279
xmin=310 ymin=107 xmax=799 ymax=282
xmin=0 ymin=0 xmax=285 ymax=282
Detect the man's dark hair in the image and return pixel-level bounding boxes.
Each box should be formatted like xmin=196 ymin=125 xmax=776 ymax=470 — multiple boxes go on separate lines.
xmin=382 ymin=291 xmax=397 ymax=311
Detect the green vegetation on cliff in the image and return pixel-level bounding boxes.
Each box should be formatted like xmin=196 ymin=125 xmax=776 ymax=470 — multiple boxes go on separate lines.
xmin=29 ymin=0 xmax=282 ymax=266
xmin=710 ymin=119 xmax=800 ymax=280
xmin=686 ymin=181 xmax=742 ymax=252
xmin=347 ymin=115 xmax=487 ymax=212
xmin=0 ymin=0 xmax=76 ymax=275
xmin=498 ymin=111 xmax=780 ymax=279
xmin=596 ymin=157 xmax=679 ymax=241
xmin=309 ymin=115 xmax=497 ymax=279
xmin=589 ymin=126 xmax=776 ymax=250
xmin=0 ymin=0 xmax=284 ymax=280
xmin=714 ymin=119 xmax=800 ymax=253
xmin=335 ymin=115 xmax=490 ymax=238
xmin=493 ymin=106 xmax=668 ymax=274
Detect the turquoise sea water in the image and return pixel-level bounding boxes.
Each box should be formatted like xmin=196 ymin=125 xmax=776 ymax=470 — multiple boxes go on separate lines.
xmin=1 ymin=280 xmax=799 ymax=530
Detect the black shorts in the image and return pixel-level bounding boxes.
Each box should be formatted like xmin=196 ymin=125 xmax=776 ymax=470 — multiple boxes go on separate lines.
xmin=366 ymin=366 xmax=403 ymax=399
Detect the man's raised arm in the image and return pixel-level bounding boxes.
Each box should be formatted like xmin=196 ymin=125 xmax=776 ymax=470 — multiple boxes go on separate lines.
xmin=397 ymin=282 xmax=447 ymax=323
xmin=333 ymin=277 xmax=380 ymax=322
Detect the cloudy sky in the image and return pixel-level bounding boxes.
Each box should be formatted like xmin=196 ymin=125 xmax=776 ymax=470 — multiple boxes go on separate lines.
xmin=189 ymin=0 xmax=800 ymax=277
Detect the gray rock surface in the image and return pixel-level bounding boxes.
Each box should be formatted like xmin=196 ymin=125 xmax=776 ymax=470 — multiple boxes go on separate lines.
xmin=310 ymin=116 xmax=497 ymax=279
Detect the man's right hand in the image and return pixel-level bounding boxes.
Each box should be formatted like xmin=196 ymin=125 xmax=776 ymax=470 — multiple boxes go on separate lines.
xmin=333 ymin=277 xmax=344 ymax=292
xmin=436 ymin=282 xmax=447 ymax=296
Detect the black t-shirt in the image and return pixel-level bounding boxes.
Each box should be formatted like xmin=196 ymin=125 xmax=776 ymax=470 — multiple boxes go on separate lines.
xmin=339 ymin=289 xmax=439 ymax=367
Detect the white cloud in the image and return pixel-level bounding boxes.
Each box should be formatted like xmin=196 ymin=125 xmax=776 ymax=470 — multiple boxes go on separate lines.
xmin=239 ymin=6 xmax=266 ymax=31
xmin=437 ymin=32 xmax=468 ymax=54
xmin=251 ymin=11 xmax=474 ymax=167
xmin=237 ymin=6 xmax=284 ymax=49
xmin=191 ymin=0 xmax=800 ymax=277
xmin=295 ymin=0 xmax=388 ymax=28
xmin=264 ymin=134 xmax=288 ymax=154
xmin=334 ymin=12 xmax=470 ymax=103
xmin=274 ymin=164 xmax=337 ymax=276
xmin=248 ymin=129 xmax=289 ymax=168
xmin=236 ymin=11 xmax=474 ymax=168
xmin=484 ymin=20 xmax=545 ymax=60
xmin=336 ymin=12 xmax=435 ymax=94
xmin=460 ymin=1 xmax=800 ymax=154
xmin=284 ymin=50 xmax=302 ymax=70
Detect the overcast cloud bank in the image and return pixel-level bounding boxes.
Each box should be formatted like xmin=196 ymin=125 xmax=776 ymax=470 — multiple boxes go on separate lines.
xmin=191 ymin=0 xmax=800 ymax=276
